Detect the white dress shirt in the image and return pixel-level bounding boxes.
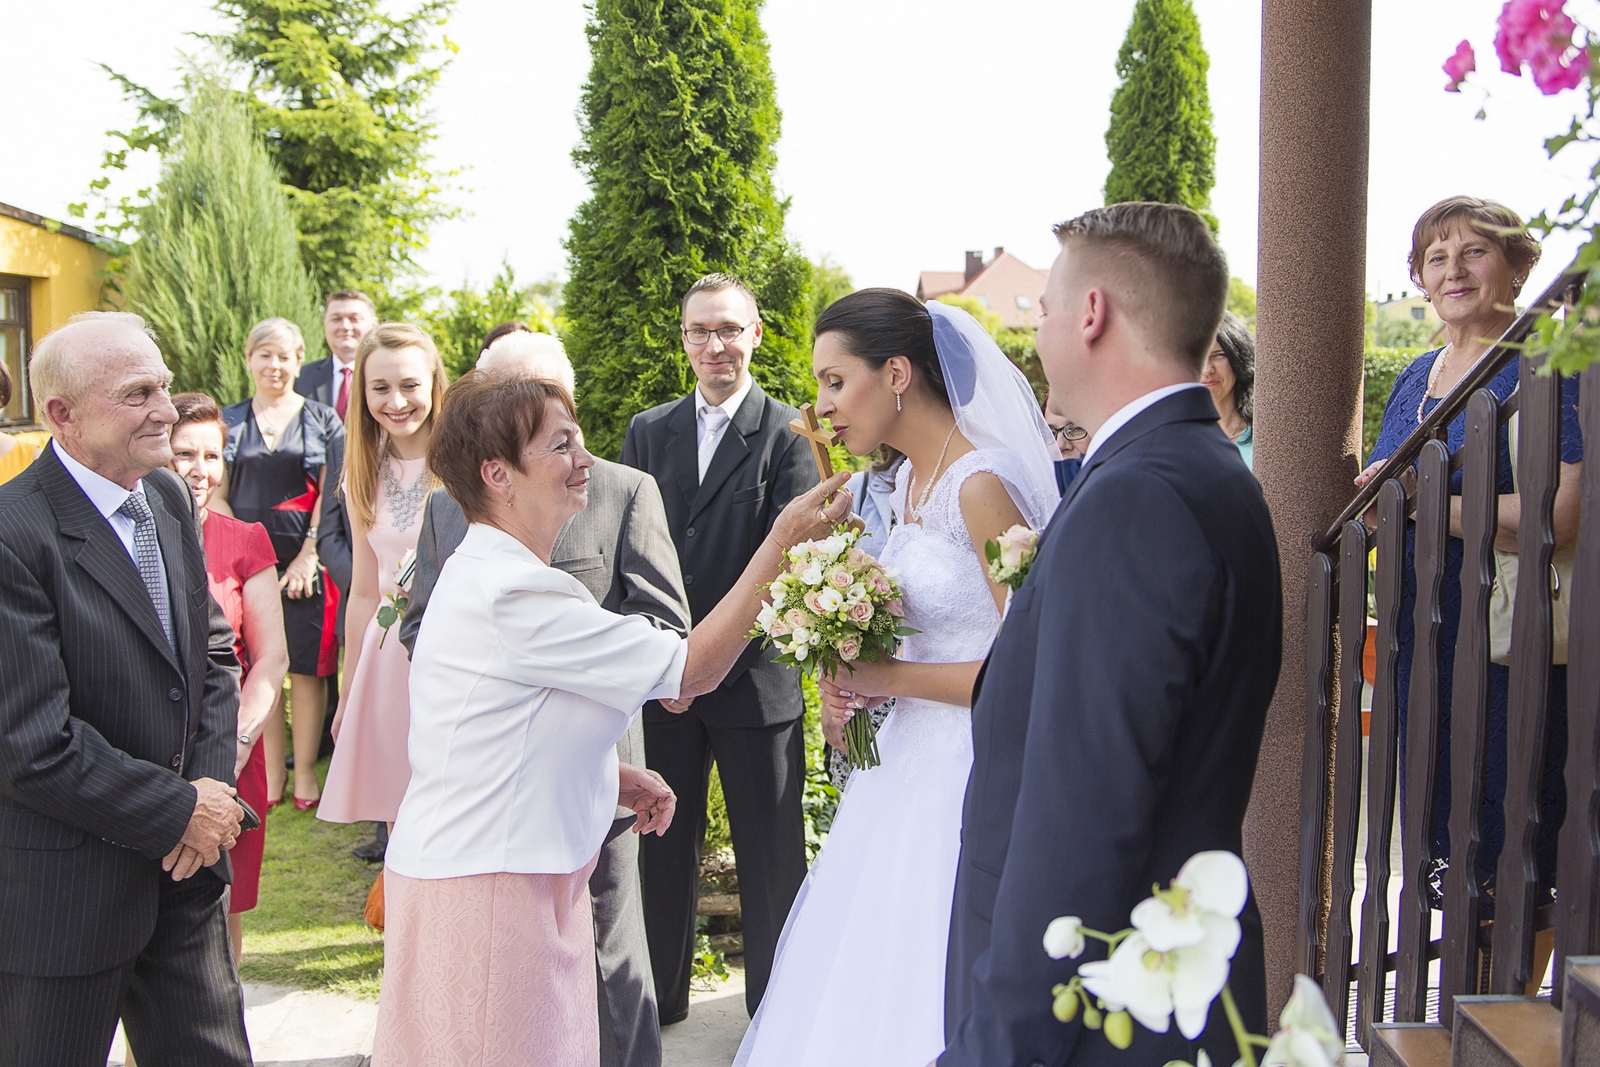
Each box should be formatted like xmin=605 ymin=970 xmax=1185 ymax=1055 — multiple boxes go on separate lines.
xmin=53 ymin=443 xmax=168 ymax=574
xmin=1082 ymin=382 xmax=1206 ymax=465
xmin=389 ymin=523 xmax=688 ymax=880
xmin=694 ymin=376 xmax=754 ymax=482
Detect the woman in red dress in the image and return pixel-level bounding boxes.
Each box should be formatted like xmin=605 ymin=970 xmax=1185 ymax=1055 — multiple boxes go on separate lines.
xmin=169 ymin=392 xmax=290 ymax=960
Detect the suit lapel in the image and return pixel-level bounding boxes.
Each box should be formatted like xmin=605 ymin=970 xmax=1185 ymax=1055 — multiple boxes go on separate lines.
xmin=690 ymin=383 xmax=764 ymax=522
xmin=37 ymin=448 xmax=183 ymax=671
xmin=665 ymin=395 xmax=700 ymax=513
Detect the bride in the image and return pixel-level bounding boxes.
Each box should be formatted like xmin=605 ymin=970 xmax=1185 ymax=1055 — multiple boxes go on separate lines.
xmin=735 ymin=290 xmax=1058 ymax=1066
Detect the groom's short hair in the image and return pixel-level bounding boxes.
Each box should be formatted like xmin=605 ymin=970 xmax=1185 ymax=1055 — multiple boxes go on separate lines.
xmin=1053 ymin=203 xmax=1228 ymax=374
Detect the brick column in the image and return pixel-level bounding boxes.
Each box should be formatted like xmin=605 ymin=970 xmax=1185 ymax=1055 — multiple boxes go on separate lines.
xmin=1247 ymin=0 xmax=1372 ymax=1024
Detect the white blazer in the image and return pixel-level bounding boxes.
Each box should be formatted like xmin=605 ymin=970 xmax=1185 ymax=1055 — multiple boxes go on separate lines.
xmin=386 ymin=522 xmax=687 ymax=879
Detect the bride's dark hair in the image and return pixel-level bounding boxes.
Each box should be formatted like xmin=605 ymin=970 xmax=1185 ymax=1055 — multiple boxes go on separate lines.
xmin=813 ymin=288 xmax=950 ymax=407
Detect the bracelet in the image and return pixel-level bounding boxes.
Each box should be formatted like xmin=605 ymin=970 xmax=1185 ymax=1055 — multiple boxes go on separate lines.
xmin=305 ymin=528 xmax=319 ymax=540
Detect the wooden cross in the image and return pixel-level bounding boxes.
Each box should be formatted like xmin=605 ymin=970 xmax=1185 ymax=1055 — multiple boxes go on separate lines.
xmin=789 ymin=403 xmax=840 ymax=482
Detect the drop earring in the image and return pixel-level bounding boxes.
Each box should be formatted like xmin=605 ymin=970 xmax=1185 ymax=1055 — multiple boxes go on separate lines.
xmin=895 ymin=391 xmax=902 ymax=413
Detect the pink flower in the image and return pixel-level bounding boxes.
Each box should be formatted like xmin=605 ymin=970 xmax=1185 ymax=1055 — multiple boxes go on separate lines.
xmin=769 ymin=619 xmax=791 ymax=637
xmin=1495 ymin=0 xmax=1590 ymax=94
xmin=828 ymin=566 xmax=853 ymax=590
xmin=838 ymin=636 xmax=862 ymax=661
xmin=785 ymin=608 xmax=808 ymax=630
xmin=847 ymin=600 xmax=874 ymax=624
xmin=848 ymin=547 xmax=869 ymax=567
xmin=887 ymin=598 xmax=904 ymax=618
xmin=804 ymin=591 xmax=826 ymax=615
xmin=1444 ymin=39 xmax=1476 ymax=91
xmin=872 ymin=574 xmax=892 ymax=596
xmin=996 ymin=524 xmax=1039 ymax=570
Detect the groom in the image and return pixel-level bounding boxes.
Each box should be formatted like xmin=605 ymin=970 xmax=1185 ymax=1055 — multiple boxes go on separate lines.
xmin=941 ymin=203 xmax=1282 ymax=1067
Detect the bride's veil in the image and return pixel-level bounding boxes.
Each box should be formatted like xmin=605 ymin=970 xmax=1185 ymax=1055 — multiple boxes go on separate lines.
xmin=925 ymin=300 xmax=1061 ymax=528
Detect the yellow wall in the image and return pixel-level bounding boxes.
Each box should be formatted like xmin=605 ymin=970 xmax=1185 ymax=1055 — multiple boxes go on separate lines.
xmin=0 ymin=212 xmax=110 ymax=338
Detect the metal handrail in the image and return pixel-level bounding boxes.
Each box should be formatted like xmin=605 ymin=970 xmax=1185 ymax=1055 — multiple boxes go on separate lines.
xmin=1314 ymin=264 xmax=1585 ymax=553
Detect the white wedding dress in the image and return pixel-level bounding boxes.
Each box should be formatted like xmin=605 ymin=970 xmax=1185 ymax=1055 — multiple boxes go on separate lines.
xmin=734 ymin=447 xmax=1037 ymax=1067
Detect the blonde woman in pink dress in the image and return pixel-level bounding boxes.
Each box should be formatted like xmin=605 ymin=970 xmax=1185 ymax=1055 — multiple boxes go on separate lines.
xmin=319 ymin=323 xmax=449 ymax=828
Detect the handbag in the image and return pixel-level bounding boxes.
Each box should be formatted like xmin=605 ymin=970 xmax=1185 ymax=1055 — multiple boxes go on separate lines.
xmin=1488 ymin=413 xmax=1572 ymax=665
xmin=364 ymin=870 xmax=385 ymax=932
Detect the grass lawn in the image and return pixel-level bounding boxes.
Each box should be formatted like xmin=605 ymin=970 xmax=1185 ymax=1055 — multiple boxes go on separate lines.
xmin=238 ymin=757 xmax=385 ymax=999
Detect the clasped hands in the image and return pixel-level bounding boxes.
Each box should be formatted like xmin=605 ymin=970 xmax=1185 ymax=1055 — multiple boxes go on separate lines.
xmin=161 ymin=777 xmax=244 ymax=882
xmin=819 ymin=663 xmax=895 ymax=754
xmin=619 ymin=763 xmax=677 ymax=836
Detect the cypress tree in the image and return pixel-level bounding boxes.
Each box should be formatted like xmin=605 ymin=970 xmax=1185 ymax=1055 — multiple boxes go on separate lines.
xmin=564 ymin=0 xmax=813 ymax=459
xmin=1103 ymin=0 xmax=1218 ymax=230
xmin=118 ymin=77 xmax=322 ymax=403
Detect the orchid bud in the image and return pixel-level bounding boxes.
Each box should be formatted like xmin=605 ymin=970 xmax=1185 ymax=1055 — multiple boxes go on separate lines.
xmin=1082 ymin=1003 xmax=1103 ymax=1030
xmin=1104 ymin=1010 xmax=1133 ymax=1049
xmin=1052 ymin=987 xmax=1079 ymax=1023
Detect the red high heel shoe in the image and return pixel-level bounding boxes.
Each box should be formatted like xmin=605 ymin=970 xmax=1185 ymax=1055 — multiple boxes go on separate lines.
xmin=266 ymin=798 xmax=283 ymax=810
xmin=292 ymin=796 xmax=320 ymax=812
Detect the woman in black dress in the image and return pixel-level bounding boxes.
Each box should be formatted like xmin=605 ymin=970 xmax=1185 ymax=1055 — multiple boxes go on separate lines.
xmin=222 ymin=318 xmax=346 ymax=809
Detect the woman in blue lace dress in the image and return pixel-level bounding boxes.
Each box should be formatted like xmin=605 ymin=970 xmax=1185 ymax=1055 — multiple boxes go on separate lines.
xmin=1361 ymin=197 xmax=1583 ymax=928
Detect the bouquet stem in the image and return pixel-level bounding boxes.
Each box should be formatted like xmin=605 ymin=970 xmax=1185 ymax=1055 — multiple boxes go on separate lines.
xmin=844 ymin=708 xmax=881 ymax=771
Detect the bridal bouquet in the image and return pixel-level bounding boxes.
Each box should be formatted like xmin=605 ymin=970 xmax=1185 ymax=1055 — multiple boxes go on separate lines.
xmin=375 ymin=548 xmax=418 ymax=649
xmin=752 ymin=525 xmax=914 ymax=770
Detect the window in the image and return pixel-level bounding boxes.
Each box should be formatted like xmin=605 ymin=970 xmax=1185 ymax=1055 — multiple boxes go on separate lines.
xmin=975 ymin=295 xmax=990 ymax=309
xmin=1015 ymin=295 xmax=1031 ymax=310
xmin=1411 ymin=307 xmax=1425 ymax=321
xmin=0 ymin=275 xmax=29 ymax=425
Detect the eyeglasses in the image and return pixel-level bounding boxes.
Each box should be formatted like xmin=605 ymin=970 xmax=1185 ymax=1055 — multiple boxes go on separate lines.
xmin=682 ymin=322 xmax=756 ymax=346
xmin=1052 ymin=422 xmax=1088 ymax=444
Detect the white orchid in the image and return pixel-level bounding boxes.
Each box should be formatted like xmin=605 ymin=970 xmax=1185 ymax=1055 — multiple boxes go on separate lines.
xmin=756 ymin=603 xmax=778 ymax=632
xmin=846 ymin=581 xmax=869 ymax=603
xmin=1131 ymin=851 xmax=1249 ymax=952
xmin=1076 ymin=851 xmax=1247 ymax=1042
xmin=817 ymin=535 xmax=847 ymax=562
xmin=1043 ymin=916 xmax=1086 ymax=959
xmin=1261 ymin=975 xmax=1344 ymax=1067
xmin=800 ymin=562 xmax=825 ymax=586
xmin=817 ymin=587 xmax=844 ymax=613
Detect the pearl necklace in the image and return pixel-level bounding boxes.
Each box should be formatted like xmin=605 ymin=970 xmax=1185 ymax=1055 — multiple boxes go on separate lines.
xmin=1417 ymin=344 xmax=1454 ymax=425
xmin=906 ymin=423 xmax=958 ymax=524
xmin=381 ymin=440 xmax=430 ymax=530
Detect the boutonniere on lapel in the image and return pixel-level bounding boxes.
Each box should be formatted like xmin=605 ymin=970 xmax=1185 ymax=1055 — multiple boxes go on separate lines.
xmin=375 ymin=548 xmax=418 ymax=649
xmin=985 ymin=524 xmax=1040 ymax=592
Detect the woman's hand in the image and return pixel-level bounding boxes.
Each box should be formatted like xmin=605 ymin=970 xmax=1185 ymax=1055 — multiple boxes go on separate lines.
xmin=280 ymin=546 xmax=320 ymax=600
xmin=329 ymin=695 xmax=349 ymax=744
xmin=819 ymin=674 xmax=890 ymax=754
xmin=234 ymin=736 xmax=256 ymax=779
xmin=769 ymin=472 xmax=855 ymax=550
xmin=1354 ymin=460 xmax=1383 ymax=489
xmin=658 ymin=695 xmax=694 ymax=715
xmin=618 ymin=763 xmax=676 ymax=837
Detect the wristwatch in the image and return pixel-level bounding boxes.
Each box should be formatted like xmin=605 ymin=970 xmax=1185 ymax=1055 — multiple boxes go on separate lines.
xmin=238 ymin=733 xmax=253 ymax=746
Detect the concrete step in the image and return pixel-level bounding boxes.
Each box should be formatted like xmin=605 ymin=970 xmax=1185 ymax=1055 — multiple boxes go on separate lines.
xmin=1369 ymin=1023 xmax=1452 ymax=1067
xmin=1452 ymin=995 xmax=1561 ymax=1067
xmin=1561 ymin=956 xmax=1600 ymax=1067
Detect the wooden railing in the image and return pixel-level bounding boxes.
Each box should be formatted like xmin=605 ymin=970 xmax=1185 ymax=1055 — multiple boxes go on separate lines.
xmin=1293 ymin=264 xmax=1600 ymax=1049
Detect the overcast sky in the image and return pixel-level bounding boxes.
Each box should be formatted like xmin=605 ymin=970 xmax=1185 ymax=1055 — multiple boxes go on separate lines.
xmin=2 ymin=0 xmax=1591 ymax=305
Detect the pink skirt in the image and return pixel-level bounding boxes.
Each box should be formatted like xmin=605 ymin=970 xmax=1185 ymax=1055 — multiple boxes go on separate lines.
xmin=319 ymin=615 xmax=411 ymax=824
xmin=373 ymin=854 xmax=601 ymax=1067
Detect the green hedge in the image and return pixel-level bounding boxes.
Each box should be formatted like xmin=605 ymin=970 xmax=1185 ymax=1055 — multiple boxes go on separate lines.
xmin=1363 ymin=345 xmax=1428 ymax=461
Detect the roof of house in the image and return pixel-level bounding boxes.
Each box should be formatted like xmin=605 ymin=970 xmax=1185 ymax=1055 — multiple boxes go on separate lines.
xmin=915 ymin=249 xmax=1049 ymax=329
xmin=0 ymin=202 xmax=111 ymax=248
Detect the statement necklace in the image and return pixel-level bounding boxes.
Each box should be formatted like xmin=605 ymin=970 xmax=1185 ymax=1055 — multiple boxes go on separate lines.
xmin=381 ymin=440 xmax=430 ymax=530
xmin=906 ymin=423 xmax=958 ymax=524
xmin=1417 ymin=343 xmax=1454 ymax=425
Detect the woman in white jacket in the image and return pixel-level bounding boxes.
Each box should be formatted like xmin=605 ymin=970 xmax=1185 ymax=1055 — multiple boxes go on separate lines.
xmin=374 ymin=370 xmax=851 ymax=1067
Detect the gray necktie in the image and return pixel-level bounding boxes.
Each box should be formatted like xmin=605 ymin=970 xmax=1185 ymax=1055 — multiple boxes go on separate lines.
xmin=116 ymin=492 xmax=175 ymax=650
xmin=698 ymin=406 xmax=730 ymax=483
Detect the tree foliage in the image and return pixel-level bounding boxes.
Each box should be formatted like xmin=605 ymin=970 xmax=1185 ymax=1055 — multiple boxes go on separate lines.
xmin=116 ymin=77 xmax=322 ymax=403
xmin=82 ymin=0 xmax=457 ymax=303
xmin=417 ymin=263 xmax=563 ymax=379
xmin=564 ymin=0 xmax=814 ymax=459
xmin=1103 ymin=0 xmax=1218 ymax=231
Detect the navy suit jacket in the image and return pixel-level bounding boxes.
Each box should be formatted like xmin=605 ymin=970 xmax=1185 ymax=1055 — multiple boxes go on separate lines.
xmin=942 ymin=388 xmax=1282 ymax=1067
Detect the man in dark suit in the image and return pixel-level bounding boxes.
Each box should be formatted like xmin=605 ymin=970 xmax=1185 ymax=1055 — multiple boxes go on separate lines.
xmin=622 ymin=274 xmax=819 ymax=1021
xmin=0 ymin=313 xmax=250 ymax=1067
xmin=296 ymin=290 xmax=373 ymax=834
xmin=400 ymin=332 xmax=690 ymax=1067
xmin=940 ymin=204 xmax=1282 ymax=1067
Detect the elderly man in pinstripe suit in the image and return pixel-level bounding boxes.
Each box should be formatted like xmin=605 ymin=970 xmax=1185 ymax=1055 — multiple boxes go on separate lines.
xmin=0 ymin=313 xmax=251 ymax=1067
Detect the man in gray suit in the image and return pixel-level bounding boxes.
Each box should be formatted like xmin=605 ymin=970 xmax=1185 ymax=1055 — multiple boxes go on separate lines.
xmin=399 ymin=329 xmax=688 ymax=1067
